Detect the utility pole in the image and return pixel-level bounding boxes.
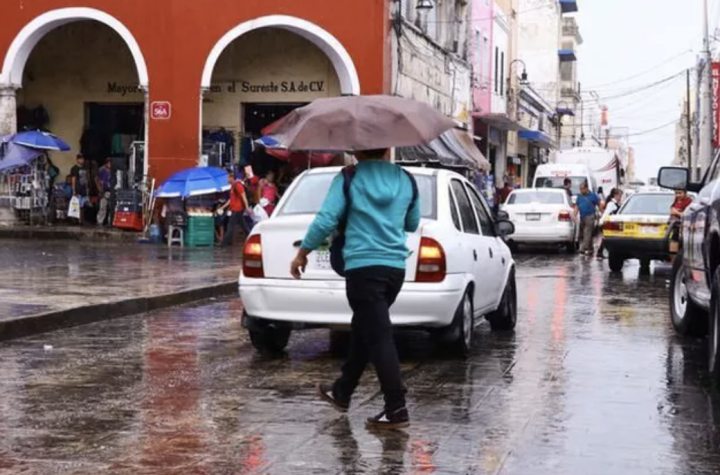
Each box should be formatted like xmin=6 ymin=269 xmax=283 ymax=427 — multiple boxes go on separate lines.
xmin=699 ymin=0 xmax=714 ymax=180
xmin=687 ymin=68 xmax=693 ymax=174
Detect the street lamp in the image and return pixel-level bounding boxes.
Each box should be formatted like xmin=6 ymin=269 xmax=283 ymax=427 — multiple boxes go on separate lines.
xmin=416 ymin=0 xmax=435 ymax=10
xmin=509 ymin=59 xmax=529 ymax=84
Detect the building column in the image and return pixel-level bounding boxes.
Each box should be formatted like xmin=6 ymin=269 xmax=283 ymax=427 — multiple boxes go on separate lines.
xmin=0 ymin=85 xmax=18 ymax=136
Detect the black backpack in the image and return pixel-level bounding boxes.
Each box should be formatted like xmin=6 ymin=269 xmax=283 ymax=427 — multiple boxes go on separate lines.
xmin=329 ymin=166 xmax=419 ymax=277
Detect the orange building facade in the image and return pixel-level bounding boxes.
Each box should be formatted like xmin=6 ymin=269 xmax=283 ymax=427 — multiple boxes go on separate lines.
xmin=0 ymin=0 xmax=391 ymax=182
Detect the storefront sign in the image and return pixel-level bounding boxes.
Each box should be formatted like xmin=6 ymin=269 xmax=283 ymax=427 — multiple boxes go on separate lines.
xmin=107 ymin=82 xmax=143 ymax=96
xmin=151 ymin=102 xmax=171 ymax=120
xmin=208 ymin=80 xmax=326 ymax=94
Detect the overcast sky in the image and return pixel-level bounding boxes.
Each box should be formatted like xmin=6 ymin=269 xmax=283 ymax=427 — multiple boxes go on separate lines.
xmin=578 ymin=0 xmax=713 ymax=182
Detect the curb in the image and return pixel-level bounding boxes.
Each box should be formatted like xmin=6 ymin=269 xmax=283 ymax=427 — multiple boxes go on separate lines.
xmin=0 ymin=228 xmax=142 ymax=242
xmin=0 ymin=281 xmax=237 ymax=341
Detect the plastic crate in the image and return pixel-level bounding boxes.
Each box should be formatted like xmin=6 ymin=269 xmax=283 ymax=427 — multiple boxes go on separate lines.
xmin=184 ymin=227 xmax=214 ymax=247
xmin=186 ymin=215 xmax=215 ymax=230
xmin=114 ymin=211 xmax=143 ymax=231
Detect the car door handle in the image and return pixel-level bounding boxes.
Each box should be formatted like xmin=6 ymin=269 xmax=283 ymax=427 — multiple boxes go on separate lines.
xmin=488 ymin=248 xmax=494 ymax=258
xmin=473 ymin=249 xmax=478 ymax=261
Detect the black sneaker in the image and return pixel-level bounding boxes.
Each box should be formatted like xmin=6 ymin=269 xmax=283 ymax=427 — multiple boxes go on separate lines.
xmin=316 ymin=383 xmax=349 ymax=412
xmin=365 ymin=407 xmax=410 ymax=430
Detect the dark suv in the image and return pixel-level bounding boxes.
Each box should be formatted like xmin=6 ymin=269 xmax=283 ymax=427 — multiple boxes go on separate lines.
xmin=659 ymin=160 xmax=720 ymax=379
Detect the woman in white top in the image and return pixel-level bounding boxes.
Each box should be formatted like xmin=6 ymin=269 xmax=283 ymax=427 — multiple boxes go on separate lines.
xmin=596 ymin=188 xmax=624 ymax=259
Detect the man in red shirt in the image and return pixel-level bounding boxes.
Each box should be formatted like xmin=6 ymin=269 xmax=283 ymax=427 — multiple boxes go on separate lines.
xmin=220 ymin=171 xmax=250 ymax=247
xmin=670 ymin=189 xmax=693 ymax=218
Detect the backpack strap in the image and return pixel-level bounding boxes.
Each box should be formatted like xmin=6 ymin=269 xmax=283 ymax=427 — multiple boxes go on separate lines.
xmin=339 ymin=166 xmax=356 ymax=232
xmin=401 ymin=168 xmax=419 ymax=212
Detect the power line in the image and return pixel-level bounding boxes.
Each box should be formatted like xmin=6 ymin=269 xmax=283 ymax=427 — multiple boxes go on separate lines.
xmin=607 ymin=119 xmax=679 ymax=138
xmin=582 ymin=50 xmax=693 ymax=90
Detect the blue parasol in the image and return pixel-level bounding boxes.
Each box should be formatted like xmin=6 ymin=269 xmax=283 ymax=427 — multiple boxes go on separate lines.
xmin=155 ymin=167 xmax=231 ymax=198
xmin=10 ymin=130 xmax=71 ymax=151
xmin=0 ymin=136 xmax=43 ymax=171
xmin=255 ymin=135 xmax=286 ymax=150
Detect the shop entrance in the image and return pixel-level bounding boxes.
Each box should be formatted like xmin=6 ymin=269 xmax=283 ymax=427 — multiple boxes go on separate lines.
xmin=243 ymin=103 xmax=305 ymax=136
xmin=83 ymin=102 xmax=144 ymax=169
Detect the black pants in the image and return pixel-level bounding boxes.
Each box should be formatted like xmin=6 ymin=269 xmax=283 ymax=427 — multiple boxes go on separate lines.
xmin=334 ymin=266 xmax=407 ymax=411
xmin=222 ymin=212 xmax=247 ymax=247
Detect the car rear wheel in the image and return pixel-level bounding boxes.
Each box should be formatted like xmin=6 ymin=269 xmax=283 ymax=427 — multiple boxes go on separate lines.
xmin=709 ymin=267 xmax=720 ymax=380
xmin=487 ymin=270 xmax=518 ymax=331
xmin=565 ymin=240 xmax=578 ymax=254
xmin=640 ymin=258 xmax=651 ymax=273
xmin=609 ymin=253 xmax=624 ymax=272
xmin=670 ymin=254 xmax=706 ymax=337
xmin=437 ymin=290 xmax=474 ymax=358
xmin=248 ymin=325 xmax=292 ymax=354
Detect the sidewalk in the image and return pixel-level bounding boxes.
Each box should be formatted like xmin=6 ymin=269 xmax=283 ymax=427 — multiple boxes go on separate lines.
xmin=0 ymin=224 xmax=142 ymax=242
xmin=0 ymin=239 xmax=243 ymax=340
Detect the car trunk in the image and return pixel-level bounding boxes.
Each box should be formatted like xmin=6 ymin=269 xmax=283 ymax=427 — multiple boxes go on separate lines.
xmin=504 ymin=204 xmax=568 ymax=225
xmin=258 ymin=215 xmax=423 ymax=281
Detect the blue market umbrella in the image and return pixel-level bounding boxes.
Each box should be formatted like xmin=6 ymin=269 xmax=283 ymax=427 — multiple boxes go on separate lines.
xmin=255 ymin=135 xmax=286 ymax=150
xmin=155 ymin=167 xmax=231 ymax=198
xmin=0 ymin=136 xmax=43 ymax=171
xmin=10 ymin=130 xmax=71 ymax=151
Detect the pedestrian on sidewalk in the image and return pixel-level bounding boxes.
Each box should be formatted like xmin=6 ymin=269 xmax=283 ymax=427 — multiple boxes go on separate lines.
xmin=70 ymin=154 xmax=90 ymax=225
xmin=575 ymin=181 xmax=602 ymax=256
xmin=220 ymin=171 xmax=250 ymax=248
xmin=596 ymin=187 xmax=623 ymax=259
xmin=290 ymin=149 xmax=421 ymax=430
xmin=95 ymin=158 xmax=113 ymax=226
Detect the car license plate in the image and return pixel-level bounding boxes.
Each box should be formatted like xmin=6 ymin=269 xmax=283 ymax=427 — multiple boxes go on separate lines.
xmin=639 ymin=226 xmax=658 ymax=235
xmin=315 ymin=250 xmax=331 ymax=269
xmin=526 ymin=213 xmax=541 ymax=221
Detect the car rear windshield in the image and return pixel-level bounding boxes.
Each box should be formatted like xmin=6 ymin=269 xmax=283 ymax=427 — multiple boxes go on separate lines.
xmin=507 ymin=191 xmax=566 ymax=205
xmin=278 ymin=172 xmax=437 ymax=219
xmin=534 ymin=176 xmax=586 ymax=195
xmin=620 ymin=194 xmax=676 ymax=216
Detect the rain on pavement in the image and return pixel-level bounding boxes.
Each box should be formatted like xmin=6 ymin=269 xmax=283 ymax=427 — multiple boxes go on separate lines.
xmin=2 ymin=253 xmax=720 ymax=474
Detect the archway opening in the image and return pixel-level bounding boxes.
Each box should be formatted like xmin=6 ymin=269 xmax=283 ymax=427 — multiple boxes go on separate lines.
xmin=9 ymin=20 xmax=146 ymax=224
xmin=202 ymin=27 xmax=347 ymax=178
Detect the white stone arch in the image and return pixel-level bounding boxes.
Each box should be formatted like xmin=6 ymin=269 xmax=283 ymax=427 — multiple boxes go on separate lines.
xmin=0 ymin=7 xmax=149 ymax=88
xmin=201 ymin=15 xmax=360 ymax=95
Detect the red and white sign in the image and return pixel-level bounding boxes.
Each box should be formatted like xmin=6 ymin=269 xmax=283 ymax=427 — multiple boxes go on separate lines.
xmin=151 ymin=101 xmax=171 ymax=120
xmin=713 ymin=62 xmax=720 ymax=148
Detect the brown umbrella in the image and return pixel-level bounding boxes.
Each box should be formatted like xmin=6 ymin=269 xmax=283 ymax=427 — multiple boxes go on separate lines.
xmin=266 ymin=95 xmax=456 ymax=151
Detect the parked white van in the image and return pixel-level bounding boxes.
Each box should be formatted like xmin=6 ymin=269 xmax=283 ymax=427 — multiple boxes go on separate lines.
xmin=532 ymin=164 xmax=597 ymax=202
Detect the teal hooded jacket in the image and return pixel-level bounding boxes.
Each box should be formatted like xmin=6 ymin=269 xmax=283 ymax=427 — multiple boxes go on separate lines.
xmin=301 ymin=160 xmax=421 ymax=271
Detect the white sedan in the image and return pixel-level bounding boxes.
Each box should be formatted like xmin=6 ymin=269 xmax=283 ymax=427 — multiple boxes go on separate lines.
xmin=239 ymin=167 xmax=517 ymax=357
xmin=500 ymin=188 xmax=578 ymax=252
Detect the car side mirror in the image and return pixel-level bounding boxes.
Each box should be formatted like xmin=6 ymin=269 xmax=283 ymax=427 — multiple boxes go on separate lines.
xmin=496 ymin=210 xmax=509 ymax=221
xmin=497 ymin=220 xmax=515 ymax=238
xmin=658 ymin=167 xmax=689 ymax=191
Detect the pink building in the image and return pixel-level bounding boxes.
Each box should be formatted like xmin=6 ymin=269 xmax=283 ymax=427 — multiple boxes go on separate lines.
xmin=471 ymin=0 xmax=494 ymax=115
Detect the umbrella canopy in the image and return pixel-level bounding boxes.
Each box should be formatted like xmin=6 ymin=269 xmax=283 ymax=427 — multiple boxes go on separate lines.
xmin=264 ymin=148 xmax=337 ymax=169
xmin=0 ymin=136 xmax=43 ymax=172
xmin=10 ymin=130 xmax=71 ymax=151
xmin=155 ymin=167 xmax=231 ymax=198
xmin=265 ymin=95 xmax=456 ymax=151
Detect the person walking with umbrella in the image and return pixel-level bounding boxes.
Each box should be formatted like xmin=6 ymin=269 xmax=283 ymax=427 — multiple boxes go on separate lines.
xmin=281 ymin=95 xmax=453 ymax=429
xmin=291 ymin=148 xmax=420 ymax=429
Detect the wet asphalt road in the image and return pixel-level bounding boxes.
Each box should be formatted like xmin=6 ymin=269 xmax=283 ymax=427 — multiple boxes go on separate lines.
xmin=2 ymin=253 xmax=720 ymax=474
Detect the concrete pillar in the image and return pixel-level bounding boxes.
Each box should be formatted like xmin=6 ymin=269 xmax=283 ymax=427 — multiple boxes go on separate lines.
xmin=0 ymin=85 xmax=18 ymax=136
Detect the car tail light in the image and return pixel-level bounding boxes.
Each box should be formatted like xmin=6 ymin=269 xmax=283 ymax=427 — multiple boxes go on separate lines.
xmin=416 ymin=237 xmax=446 ymax=283
xmin=558 ymin=211 xmax=572 ymax=222
xmin=243 ymin=235 xmax=264 ymax=278
xmin=603 ymin=222 xmax=623 ymax=232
